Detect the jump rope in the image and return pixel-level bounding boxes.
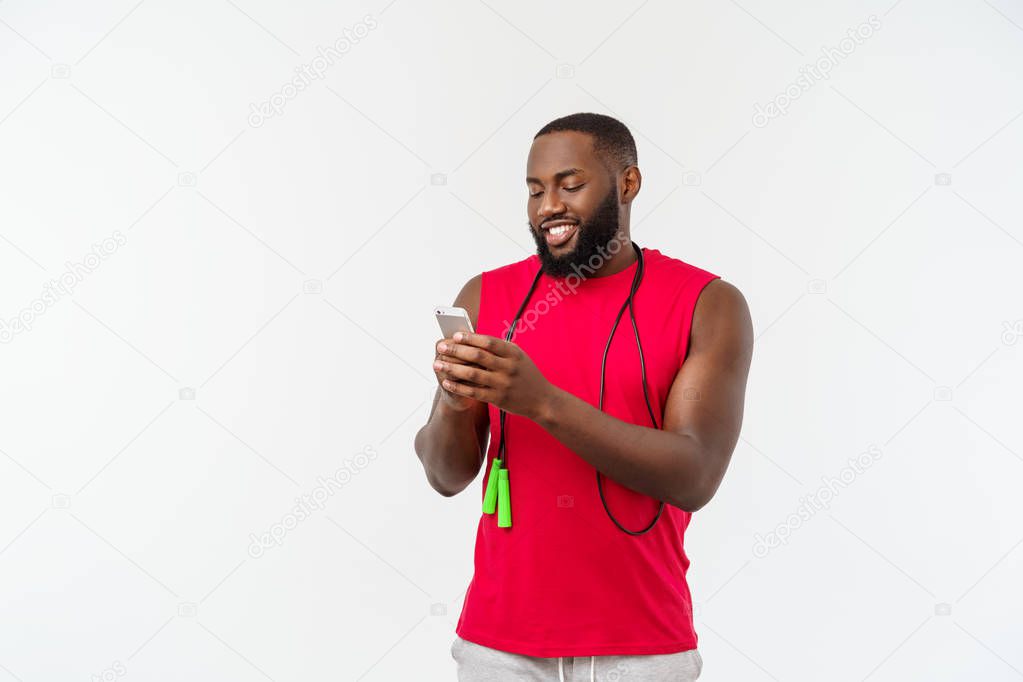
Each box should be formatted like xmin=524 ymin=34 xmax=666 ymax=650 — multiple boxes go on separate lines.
xmin=481 ymin=241 xmax=664 ymax=535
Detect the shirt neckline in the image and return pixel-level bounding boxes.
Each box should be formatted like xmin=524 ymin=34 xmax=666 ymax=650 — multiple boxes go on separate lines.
xmin=533 ymin=247 xmax=650 ymax=290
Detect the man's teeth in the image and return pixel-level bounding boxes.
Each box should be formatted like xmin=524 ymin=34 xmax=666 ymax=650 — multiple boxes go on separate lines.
xmin=548 ymin=224 xmax=574 ymax=235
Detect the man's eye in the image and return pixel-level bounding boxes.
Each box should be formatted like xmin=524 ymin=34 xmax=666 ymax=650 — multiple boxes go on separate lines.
xmin=529 ymin=183 xmax=583 ymax=197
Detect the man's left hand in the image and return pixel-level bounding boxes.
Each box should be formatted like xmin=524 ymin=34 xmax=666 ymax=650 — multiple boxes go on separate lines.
xmin=432 ymin=332 xmax=553 ymax=421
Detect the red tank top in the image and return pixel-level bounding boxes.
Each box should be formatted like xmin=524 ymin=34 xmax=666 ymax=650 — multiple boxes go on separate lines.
xmin=454 ymin=246 xmax=719 ymax=657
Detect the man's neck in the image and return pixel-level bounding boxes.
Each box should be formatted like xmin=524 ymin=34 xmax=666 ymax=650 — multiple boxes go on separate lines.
xmin=589 ymin=235 xmax=637 ymax=277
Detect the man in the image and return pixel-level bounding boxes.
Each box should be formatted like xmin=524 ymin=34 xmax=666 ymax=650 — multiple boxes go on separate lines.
xmin=414 ymin=113 xmax=753 ymax=681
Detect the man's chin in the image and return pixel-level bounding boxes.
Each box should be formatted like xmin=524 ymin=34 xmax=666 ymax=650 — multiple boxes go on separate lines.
xmin=538 ymin=252 xmax=579 ymax=278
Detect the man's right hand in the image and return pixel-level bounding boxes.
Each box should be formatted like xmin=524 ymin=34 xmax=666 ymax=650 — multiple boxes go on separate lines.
xmin=416 ymin=274 xmax=488 ymax=497
xmin=434 ymin=337 xmax=485 ymax=412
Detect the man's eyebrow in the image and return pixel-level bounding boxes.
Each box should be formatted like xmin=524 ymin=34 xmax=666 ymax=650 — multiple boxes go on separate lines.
xmin=526 ymin=167 xmax=585 ymax=185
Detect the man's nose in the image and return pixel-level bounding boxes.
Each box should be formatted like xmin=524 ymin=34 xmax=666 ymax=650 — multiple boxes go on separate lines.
xmin=538 ymin=190 xmax=565 ymax=220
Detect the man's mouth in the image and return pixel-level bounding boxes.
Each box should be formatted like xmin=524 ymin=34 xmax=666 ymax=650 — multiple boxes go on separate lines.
xmin=541 ymin=220 xmax=578 ymax=248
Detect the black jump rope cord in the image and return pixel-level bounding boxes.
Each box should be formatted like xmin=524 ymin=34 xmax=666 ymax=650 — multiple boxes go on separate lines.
xmin=495 ymin=242 xmax=663 ymax=536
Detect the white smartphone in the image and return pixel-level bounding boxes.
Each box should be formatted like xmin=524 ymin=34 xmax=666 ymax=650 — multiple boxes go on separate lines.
xmin=435 ymin=306 xmax=475 ymax=338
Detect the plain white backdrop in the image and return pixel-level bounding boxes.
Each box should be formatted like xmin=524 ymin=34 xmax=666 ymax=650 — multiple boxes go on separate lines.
xmin=1 ymin=0 xmax=1022 ymax=680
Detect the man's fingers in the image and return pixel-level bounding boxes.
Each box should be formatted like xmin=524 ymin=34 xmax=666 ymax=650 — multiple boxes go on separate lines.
xmin=442 ymin=377 xmax=493 ymax=402
xmin=436 ymin=360 xmax=496 ymax=387
xmin=451 ymin=332 xmax=512 ymax=358
xmin=434 ymin=358 xmax=494 ymax=387
xmin=435 ymin=338 xmax=485 ymax=368
xmin=434 ymin=353 xmax=474 ymax=366
xmin=437 ymin=340 xmax=505 ymax=369
xmin=434 ymin=354 xmax=485 ymax=372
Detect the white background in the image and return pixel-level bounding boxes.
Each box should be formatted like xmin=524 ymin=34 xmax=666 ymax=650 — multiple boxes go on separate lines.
xmin=1 ymin=0 xmax=1022 ymax=680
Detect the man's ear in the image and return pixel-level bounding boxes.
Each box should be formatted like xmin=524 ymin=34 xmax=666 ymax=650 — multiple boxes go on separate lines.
xmin=621 ymin=166 xmax=642 ymax=204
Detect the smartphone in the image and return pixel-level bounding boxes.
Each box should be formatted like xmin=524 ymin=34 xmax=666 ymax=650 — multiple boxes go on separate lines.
xmin=435 ymin=306 xmax=475 ymax=338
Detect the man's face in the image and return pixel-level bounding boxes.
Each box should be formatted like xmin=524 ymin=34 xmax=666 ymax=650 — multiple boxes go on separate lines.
xmin=526 ymin=131 xmax=622 ymax=278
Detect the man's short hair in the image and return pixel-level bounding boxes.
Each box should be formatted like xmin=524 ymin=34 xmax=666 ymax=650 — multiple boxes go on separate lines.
xmin=534 ymin=112 xmax=638 ymax=173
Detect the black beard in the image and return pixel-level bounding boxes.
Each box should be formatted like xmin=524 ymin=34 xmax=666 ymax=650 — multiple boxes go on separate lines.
xmin=528 ymin=186 xmax=621 ymax=278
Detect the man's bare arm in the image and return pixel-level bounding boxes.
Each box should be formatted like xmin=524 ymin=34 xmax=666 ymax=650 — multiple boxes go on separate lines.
xmin=413 ymin=275 xmax=491 ymax=496
xmin=532 ymin=279 xmax=753 ymax=511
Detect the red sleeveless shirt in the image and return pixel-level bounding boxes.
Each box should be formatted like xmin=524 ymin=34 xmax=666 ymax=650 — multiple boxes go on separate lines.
xmin=454 ymin=246 xmax=719 ymax=657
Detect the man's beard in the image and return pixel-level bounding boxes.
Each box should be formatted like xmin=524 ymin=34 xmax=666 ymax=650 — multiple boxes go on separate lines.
xmin=528 ymin=186 xmax=621 ymax=278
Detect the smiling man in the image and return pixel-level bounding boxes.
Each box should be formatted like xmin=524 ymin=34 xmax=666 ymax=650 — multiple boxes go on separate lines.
xmin=414 ymin=113 xmax=753 ymax=681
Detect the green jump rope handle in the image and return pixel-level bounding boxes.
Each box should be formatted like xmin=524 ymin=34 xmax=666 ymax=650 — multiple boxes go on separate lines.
xmin=482 ymin=458 xmax=502 ymax=515
xmin=497 ymin=468 xmax=512 ymax=528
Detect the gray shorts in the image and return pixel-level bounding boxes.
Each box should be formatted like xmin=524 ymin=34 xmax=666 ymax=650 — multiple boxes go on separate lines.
xmin=451 ymin=635 xmax=703 ymax=681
